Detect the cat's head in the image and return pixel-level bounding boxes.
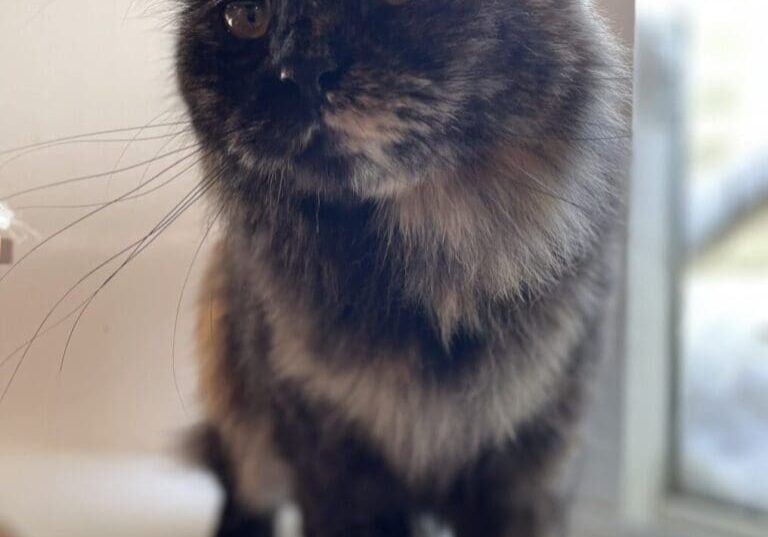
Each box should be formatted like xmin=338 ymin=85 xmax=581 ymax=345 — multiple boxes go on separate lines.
xmin=177 ymin=0 xmax=608 ymax=201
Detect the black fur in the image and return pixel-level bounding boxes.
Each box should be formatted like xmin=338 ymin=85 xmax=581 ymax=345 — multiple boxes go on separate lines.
xmin=177 ymin=1 xmax=628 ymax=536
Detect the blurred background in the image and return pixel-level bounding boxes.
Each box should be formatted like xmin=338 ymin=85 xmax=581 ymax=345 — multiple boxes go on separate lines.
xmin=1 ymin=1 xmax=766 ymax=537
xmin=669 ymin=0 xmax=768 ymax=515
xmin=626 ymin=1 xmax=768 ymax=534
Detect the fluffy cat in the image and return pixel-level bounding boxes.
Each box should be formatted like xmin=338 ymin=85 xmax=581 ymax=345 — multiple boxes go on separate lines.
xmin=176 ymin=1 xmax=628 ymax=536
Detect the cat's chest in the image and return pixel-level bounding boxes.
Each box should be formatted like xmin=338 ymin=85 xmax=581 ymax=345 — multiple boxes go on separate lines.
xmin=264 ymin=305 xmax=577 ymax=485
xmin=237 ymin=223 xmax=593 ymax=482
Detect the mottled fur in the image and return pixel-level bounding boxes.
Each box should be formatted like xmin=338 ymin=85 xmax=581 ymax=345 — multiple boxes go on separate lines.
xmin=178 ymin=0 xmax=628 ymax=536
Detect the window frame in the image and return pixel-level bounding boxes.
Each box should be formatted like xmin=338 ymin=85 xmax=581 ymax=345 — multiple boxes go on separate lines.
xmin=619 ymin=7 xmax=768 ymax=537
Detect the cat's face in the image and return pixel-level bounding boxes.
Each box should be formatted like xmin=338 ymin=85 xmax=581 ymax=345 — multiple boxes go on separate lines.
xmin=177 ymin=0 xmax=590 ymax=199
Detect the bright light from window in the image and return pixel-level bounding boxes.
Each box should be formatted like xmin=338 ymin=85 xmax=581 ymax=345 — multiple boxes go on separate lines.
xmin=677 ymin=0 xmax=768 ymax=514
xmin=0 ymin=202 xmax=13 ymax=231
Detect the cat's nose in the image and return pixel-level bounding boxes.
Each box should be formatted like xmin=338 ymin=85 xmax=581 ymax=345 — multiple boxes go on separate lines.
xmin=278 ymin=58 xmax=340 ymax=102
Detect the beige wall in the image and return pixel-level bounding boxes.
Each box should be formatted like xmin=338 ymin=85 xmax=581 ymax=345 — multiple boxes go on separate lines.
xmin=0 ymin=0 xmax=202 ymax=454
xmin=0 ymin=0 xmax=634 ymax=457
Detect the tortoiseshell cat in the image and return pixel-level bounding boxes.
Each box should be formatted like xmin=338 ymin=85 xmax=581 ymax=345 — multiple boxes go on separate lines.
xmin=176 ymin=1 xmax=628 ymax=536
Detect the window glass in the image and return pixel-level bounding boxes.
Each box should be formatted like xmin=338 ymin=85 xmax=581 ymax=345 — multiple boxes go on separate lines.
xmin=677 ymin=0 xmax=768 ymax=513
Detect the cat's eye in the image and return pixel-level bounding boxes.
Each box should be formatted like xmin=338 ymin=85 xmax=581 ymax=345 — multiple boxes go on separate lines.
xmin=224 ymin=1 xmax=272 ymax=40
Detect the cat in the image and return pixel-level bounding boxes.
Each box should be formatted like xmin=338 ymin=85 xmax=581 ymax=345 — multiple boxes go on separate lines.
xmin=176 ymin=1 xmax=629 ymax=536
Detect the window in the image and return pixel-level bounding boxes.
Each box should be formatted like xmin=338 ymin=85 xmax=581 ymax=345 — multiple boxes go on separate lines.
xmin=676 ymin=0 xmax=768 ymax=516
xmin=623 ymin=1 xmax=768 ymax=535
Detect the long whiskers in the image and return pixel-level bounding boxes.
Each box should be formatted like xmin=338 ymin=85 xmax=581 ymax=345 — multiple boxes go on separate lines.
xmin=0 ymin=121 xmax=191 ymax=157
xmin=7 ymin=131 xmax=201 ymax=211
xmin=11 ymin=161 xmax=200 ymax=211
xmin=0 ymin=302 xmax=87 ymax=371
xmin=103 ymin=112 xmax=188 ymax=196
xmin=0 ymin=148 xmax=204 ymax=285
xmin=0 ymin=130 xmax=193 ymax=174
xmin=503 ymin=158 xmax=594 ymax=215
xmin=172 ymin=206 xmax=224 ymax=413
xmin=0 ymin=168 xmax=223 ymax=404
xmin=0 ymin=143 xmax=200 ymax=201
xmin=56 ymin=174 xmax=221 ymax=374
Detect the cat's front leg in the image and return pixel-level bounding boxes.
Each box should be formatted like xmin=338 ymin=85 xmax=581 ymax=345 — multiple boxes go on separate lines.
xmin=291 ymin=441 xmax=414 ymax=537
xmin=301 ymin=508 xmax=412 ymax=537
xmin=190 ymin=423 xmax=288 ymax=537
xmin=451 ymin=488 xmax=565 ymax=537
xmin=443 ymin=422 xmax=573 ymax=537
xmin=274 ymin=402 xmax=413 ymax=537
xmin=215 ymin=496 xmax=274 ymax=537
